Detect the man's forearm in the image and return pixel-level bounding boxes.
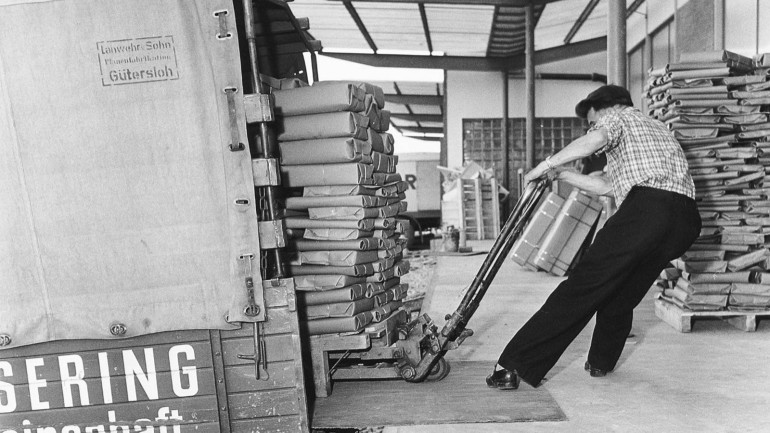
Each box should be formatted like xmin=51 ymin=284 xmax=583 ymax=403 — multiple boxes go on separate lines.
xmin=548 ymin=129 xmax=608 ymax=167
xmin=524 ymin=128 xmax=609 ymax=184
xmin=557 ymin=171 xmax=613 ymax=196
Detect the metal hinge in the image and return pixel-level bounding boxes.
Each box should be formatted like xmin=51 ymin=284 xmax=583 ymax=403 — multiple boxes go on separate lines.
xmin=252 ymin=158 xmax=281 ymax=186
xmin=285 ymin=288 xmax=297 ymax=312
xmin=258 ymin=219 xmax=286 ymax=249
xmin=244 ymin=93 xmax=274 ymax=123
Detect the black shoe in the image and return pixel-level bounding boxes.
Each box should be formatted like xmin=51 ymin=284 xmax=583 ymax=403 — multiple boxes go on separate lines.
xmin=486 ymin=366 xmax=520 ymax=390
xmin=584 ymin=361 xmax=610 ymax=377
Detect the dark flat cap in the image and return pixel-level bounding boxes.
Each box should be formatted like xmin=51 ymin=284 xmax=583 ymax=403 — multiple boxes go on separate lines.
xmin=575 ymin=85 xmax=633 ymax=118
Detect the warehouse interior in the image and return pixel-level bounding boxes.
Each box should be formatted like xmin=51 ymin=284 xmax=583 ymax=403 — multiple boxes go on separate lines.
xmin=2 ymin=0 xmax=770 ymax=432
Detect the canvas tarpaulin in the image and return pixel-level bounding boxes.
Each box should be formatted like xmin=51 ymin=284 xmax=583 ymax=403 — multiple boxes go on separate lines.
xmin=0 ymin=0 xmax=261 ymax=349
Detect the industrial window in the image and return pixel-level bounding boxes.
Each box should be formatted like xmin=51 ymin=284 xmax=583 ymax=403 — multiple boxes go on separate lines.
xmin=724 ymin=0 xmax=770 ymax=56
xmin=462 ymin=117 xmax=588 ymax=199
xmin=650 ymin=19 xmax=674 ymax=69
xmin=628 ymin=43 xmax=645 ymax=110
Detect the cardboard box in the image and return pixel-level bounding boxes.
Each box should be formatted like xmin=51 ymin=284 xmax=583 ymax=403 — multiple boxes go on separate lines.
xmin=510 ymin=192 xmax=565 ymax=270
xmin=533 ymin=190 xmax=602 ymax=276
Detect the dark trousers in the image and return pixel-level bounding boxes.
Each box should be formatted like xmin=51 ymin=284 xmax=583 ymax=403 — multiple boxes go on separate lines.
xmin=498 ymin=186 xmax=701 ymax=387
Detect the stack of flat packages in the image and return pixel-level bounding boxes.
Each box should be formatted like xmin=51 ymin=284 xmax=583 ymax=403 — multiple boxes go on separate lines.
xmin=510 ymin=188 xmax=602 ymax=276
xmin=510 ymin=191 xmax=566 ymax=271
xmin=273 ymin=81 xmax=411 ymax=335
xmin=648 ymin=50 xmax=770 ymax=311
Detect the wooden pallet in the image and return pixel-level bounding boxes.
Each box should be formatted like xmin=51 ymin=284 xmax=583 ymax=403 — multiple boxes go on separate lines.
xmin=309 ymin=309 xmax=409 ymax=397
xmin=309 ymin=333 xmax=371 ymax=398
xmin=654 ymin=294 xmax=768 ymax=333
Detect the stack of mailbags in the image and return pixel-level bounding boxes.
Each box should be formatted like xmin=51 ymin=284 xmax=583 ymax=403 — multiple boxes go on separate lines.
xmin=647 ymin=50 xmax=770 ymax=311
xmin=272 ymin=81 xmax=411 ymax=335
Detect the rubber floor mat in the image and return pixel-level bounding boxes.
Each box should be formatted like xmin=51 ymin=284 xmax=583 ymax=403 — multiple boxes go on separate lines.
xmin=311 ymin=360 xmax=566 ymax=428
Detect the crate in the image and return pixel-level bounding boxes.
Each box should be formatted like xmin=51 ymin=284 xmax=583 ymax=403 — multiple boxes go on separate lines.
xmin=510 ymin=191 xmax=565 ymax=270
xmin=533 ymin=189 xmax=602 ymax=276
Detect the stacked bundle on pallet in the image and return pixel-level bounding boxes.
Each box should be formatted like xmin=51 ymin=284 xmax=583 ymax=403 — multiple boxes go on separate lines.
xmin=647 ymin=50 xmax=770 ymax=312
xmin=271 ymin=80 xmax=411 ymax=336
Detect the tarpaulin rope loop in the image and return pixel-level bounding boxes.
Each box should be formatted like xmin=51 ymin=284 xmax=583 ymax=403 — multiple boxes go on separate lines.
xmin=213 ymin=10 xmax=232 ymax=40
xmin=224 ymin=87 xmax=245 ymax=151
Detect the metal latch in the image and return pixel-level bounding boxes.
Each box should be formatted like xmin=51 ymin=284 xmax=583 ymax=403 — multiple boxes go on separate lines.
xmin=252 ymin=158 xmax=281 ymax=187
xmin=244 ymin=93 xmax=274 ymax=123
xmin=237 ymin=322 xmax=269 ymax=380
xmin=258 ymin=220 xmax=286 ymax=249
xmin=239 ymin=254 xmax=260 ymax=318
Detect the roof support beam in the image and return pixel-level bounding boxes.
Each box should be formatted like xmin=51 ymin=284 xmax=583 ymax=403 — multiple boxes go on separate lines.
xmin=626 ymin=0 xmax=645 ymax=17
xmin=564 ymin=0 xmax=600 ymax=44
xmin=531 ymin=36 xmax=605 ymax=65
xmin=343 ymin=1 xmax=377 ymax=53
xmin=419 ymin=3 xmax=434 ymax=54
xmin=565 ymin=0 xmax=643 ymax=46
xmin=384 ymin=94 xmax=443 ymax=105
xmin=322 ymin=52 xmax=510 ymax=70
xmin=390 ymin=113 xmax=443 ymax=122
xmin=507 ymin=72 xmax=607 ymax=83
xmin=343 ymin=0 xmax=557 ymax=5
xmin=392 ymin=82 xmax=421 ymax=130
xmin=485 ymin=6 xmax=500 ymax=57
xmin=400 ymin=127 xmax=444 ymax=134
xmin=404 ymin=136 xmax=443 ymax=142
xmin=321 ymin=36 xmax=606 ymax=71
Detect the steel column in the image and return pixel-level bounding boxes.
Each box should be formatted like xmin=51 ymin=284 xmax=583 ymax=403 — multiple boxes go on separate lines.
xmin=714 ymin=0 xmax=724 ymax=50
xmin=525 ymin=4 xmax=535 ymax=170
xmin=441 ymin=70 xmax=448 ymax=169
xmin=607 ymin=0 xmax=627 ymax=87
xmin=643 ymin=1 xmax=652 ymax=110
xmin=607 ymin=0 xmax=628 ymax=233
xmin=502 ymin=70 xmax=510 ymax=194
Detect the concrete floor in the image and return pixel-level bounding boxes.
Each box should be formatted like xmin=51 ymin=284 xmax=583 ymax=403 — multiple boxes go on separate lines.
xmin=386 ymin=241 xmax=770 ymax=433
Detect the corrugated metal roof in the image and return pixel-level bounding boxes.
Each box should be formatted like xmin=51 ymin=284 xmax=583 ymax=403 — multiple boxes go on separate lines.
xmin=354 ymin=3 xmax=426 ymax=52
xmin=279 ymin=0 xmax=635 ymax=137
xmin=426 ymin=4 xmax=496 ymax=56
xmin=535 ymin=0 xmax=593 ymax=49
xmin=288 ymin=0 xmax=613 ymax=59
xmin=287 ymin=0 xmax=371 ymax=51
xmin=571 ymin=0 xmax=608 ymax=43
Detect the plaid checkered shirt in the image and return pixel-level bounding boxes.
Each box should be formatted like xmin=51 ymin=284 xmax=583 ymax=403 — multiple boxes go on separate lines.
xmin=590 ymin=107 xmax=695 ymax=206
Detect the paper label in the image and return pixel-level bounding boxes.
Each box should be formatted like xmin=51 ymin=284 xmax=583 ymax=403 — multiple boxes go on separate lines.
xmin=97 ymin=36 xmax=180 ymax=86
